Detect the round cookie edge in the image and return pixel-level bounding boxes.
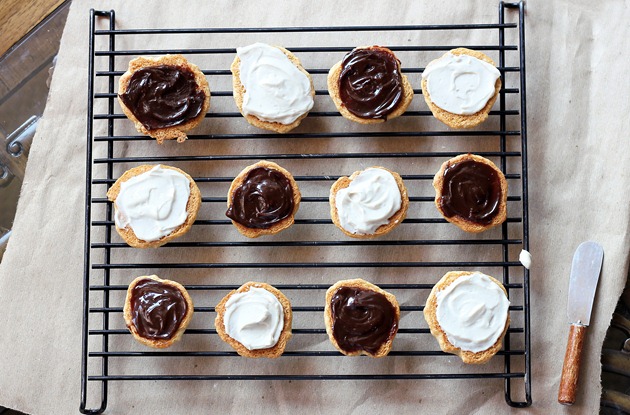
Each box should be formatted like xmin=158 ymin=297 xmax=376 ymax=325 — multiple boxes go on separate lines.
xmin=214 ymin=281 xmax=293 ymax=358
xmin=117 ymin=54 xmax=211 ymax=144
xmin=432 ymin=153 xmax=508 ymax=233
xmin=231 ymin=45 xmax=315 ymax=133
xmin=324 ymin=278 xmax=400 ymax=358
xmin=423 ymin=270 xmax=511 ymax=364
xmin=421 ymin=48 xmax=501 ymax=129
xmin=329 ymin=166 xmax=409 ymax=239
xmin=226 ymin=160 xmax=301 ymax=238
xmin=106 ymin=164 xmax=202 ymax=248
xmin=123 ymin=275 xmax=195 ymax=349
xmin=327 ymin=46 xmax=414 ymax=124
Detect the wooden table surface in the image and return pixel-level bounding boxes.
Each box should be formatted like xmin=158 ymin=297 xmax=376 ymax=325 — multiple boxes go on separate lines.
xmin=0 ymin=0 xmax=65 ymax=56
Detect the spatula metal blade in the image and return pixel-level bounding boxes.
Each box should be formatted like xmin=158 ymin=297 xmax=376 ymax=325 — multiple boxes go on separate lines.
xmin=567 ymin=241 xmax=604 ymax=326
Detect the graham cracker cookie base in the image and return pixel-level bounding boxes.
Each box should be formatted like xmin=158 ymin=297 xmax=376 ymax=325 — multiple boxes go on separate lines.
xmin=433 ymin=153 xmax=508 ymax=233
xmin=329 ymin=166 xmax=409 ymax=238
xmin=324 ymin=278 xmax=400 ymax=357
xmin=423 ymin=271 xmax=510 ymax=364
xmin=226 ymin=160 xmax=301 ymax=238
xmin=123 ymin=275 xmax=194 ymax=349
xmin=327 ymin=46 xmax=414 ymax=124
xmin=421 ymin=48 xmax=501 ymax=129
xmin=231 ymin=46 xmax=315 ymax=133
xmin=214 ymin=281 xmax=293 ymax=358
xmin=107 ymin=164 xmax=202 ymax=248
xmin=118 ymin=54 xmax=211 ymax=144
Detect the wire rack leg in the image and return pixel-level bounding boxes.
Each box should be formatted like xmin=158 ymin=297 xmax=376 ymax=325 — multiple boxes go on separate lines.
xmin=80 ymin=9 xmax=115 ymax=415
xmin=500 ymin=0 xmax=532 ymax=408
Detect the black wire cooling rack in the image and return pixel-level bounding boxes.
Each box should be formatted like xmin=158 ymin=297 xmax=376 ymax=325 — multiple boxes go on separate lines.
xmin=81 ymin=2 xmax=530 ymax=413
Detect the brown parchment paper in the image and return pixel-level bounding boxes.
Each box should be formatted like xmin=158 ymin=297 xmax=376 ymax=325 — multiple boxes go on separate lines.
xmin=1 ymin=0 xmax=629 ymax=414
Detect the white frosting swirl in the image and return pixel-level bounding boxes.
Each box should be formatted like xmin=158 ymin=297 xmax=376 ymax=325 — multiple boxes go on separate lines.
xmin=113 ymin=165 xmax=191 ymax=242
xmin=435 ymin=272 xmax=510 ymax=353
xmin=335 ymin=168 xmax=402 ymax=235
xmin=237 ymin=43 xmax=314 ymax=124
xmin=519 ymin=249 xmax=532 ymax=269
xmin=224 ymin=287 xmax=284 ymax=350
xmin=422 ymin=52 xmax=500 ymax=115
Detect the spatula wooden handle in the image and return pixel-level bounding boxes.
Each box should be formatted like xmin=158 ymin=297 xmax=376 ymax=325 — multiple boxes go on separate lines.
xmin=558 ymin=324 xmax=587 ymax=405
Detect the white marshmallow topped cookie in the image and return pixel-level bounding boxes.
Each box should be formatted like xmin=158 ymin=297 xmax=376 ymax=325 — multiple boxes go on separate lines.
xmin=107 ymin=165 xmax=201 ymax=248
xmin=215 ymin=282 xmax=292 ymax=358
xmin=421 ymin=48 xmax=501 ymax=129
xmin=424 ymin=271 xmax=510 ymax=364
xmin=329 ymin=166 xmax=409 ymax=238
xmin=231 ymin=43 xmax=315 ymax=133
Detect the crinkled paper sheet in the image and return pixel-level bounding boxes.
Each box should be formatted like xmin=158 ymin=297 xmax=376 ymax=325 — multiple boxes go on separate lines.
xmin=0 ymin=0 xmax=629 ymax=414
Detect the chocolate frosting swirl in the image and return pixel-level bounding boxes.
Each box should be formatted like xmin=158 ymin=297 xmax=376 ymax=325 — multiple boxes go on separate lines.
xmin=330 ymin=286 xmax=398 ymax=355
xmin=338 ymin=47 xmax=403 ymax=120
xmin=129 ymin=278 xmax=188 ymax=341
xmin=226 ymin=167 xmax=295 ymax=229
xmin=119 ymin=65 xmax=206 ymax=130
xmin=439 ymin=159 xmax=502 ymax=225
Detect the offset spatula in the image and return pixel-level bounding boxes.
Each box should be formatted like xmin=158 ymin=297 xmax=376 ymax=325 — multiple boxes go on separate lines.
xmin=558 ymin=241 xmax=604 ymax=405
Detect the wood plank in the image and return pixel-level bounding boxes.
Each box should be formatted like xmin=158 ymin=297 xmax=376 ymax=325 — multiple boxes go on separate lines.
xmin=0 ymin=3 xmax=68 ymax=96
xmin=0 ymin=0 xmax=65 ymax=56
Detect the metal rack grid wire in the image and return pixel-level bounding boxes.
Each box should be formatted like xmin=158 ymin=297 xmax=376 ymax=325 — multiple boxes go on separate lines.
xmin=81 ymin=2 xmax=531 ymax=413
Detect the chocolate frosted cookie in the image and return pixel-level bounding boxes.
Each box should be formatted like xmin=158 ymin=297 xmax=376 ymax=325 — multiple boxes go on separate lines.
xmin=226 ymin=160 xmax=301 ymax=238
xmin=327 ymin=46 xmax=413 ymax=124
xmin=118 ymin=54 xmax=210 ymax=143
xmin=433 ymin=154 xmax=507 ymax=233
xmin=123 ymin=275 xmax=194 ymax=349
xmin=324 ymin=279 xmax=400 ymax=357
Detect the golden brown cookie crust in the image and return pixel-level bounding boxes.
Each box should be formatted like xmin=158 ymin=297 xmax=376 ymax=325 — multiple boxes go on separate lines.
xmin=214 ymin=281 xmax=293 ymax=358
xmin=324 ymin=278 xmax=400 ymax=357
xmin=329 ymin=166 xmax=409 ymax=238
xmin=123 ymin=275 xmax=194 ymax=349
xmin=226 ymin=160 xmax=301 ymax=238
xmin=327 ymin=46 xmax=414 ymax=124
xmin=421 ymin=48 xmax=501 ymax=129
xmin=231 ymin=46 xmax=315 ymax=133
xmin=433 ymin=154 xmax=507 ymax=233
xmin=424 ymin=271 xmax=510 ymax=364
xmin=118 ymin=54 xmax=211 ymax=144
xmin=107 ymin=164 xmax=202 ymax=248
